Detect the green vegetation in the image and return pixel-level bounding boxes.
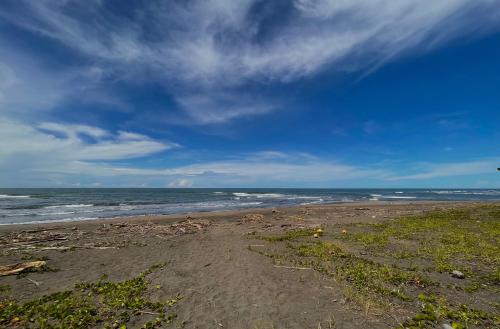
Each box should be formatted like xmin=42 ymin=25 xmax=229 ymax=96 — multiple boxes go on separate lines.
xmin=254 ymin=205 xmax=500 ymax=328
xmin=0 ymin=263 xmax=180 ymax=328
xmin=401 ymin=293 xmax=496 ymax=329
xmin=340 ymin=207 xmax=499 ymax=282
xmin=292 ymin=241 xmax=431 ymax=302
xmin=0 ymin=285 xmax=10 ymax=295
xmin=262 ymin=228 xmax=318 ymax=242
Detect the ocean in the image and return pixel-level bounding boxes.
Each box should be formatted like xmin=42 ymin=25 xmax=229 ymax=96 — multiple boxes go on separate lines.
xmin=1 ymin=188 xmax=499 ymax=225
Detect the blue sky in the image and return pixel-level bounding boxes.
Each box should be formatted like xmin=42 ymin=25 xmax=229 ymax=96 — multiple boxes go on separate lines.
xmin=0 ymin=0 xmax=499 ymax=188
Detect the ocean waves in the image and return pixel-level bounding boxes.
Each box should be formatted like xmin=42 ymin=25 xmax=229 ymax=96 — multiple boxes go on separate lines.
xmin=0 ymin=194 xmax=31 ymax=199
xmin=1 ymin=188 xmax=499 ymax=224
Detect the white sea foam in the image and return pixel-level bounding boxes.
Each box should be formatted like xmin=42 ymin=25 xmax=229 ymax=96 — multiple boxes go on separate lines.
xmin=39 ymin=211 xmax=76 ymax=216
xmin=238 ymin=202 xmax=263 ymax=206
xmin=395 ymin=191 xmax=404 ymax=194
xmin=286 ymin=196 xmax=323 ymax=200
xmin=213 ymin=192 xmax=224 ymax=194
xmin=233 ymin=192 xmax=251 ymax=197
xmin=232 ymin=192 xmax=285 ymax=198
xmin=300 ymin=198 xmax=324 ymax=205
xmin=0 ymin=194 xmax=31 ymax=199
xmin=370 ymin=194 xmax=382 ymax=197
xmin=381 ymin=196 xmax=417 ymax=199
xmin=44 ymin=204 xmax=94 ymax=209
xmin=0 ymin=217 xmax=100 ymax=225
xmin=3 ymin=213 xmax=32 ymax=217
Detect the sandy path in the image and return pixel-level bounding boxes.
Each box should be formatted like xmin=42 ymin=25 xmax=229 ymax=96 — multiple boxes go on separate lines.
xmin=153 ymin=224 xmax=389 ymax=329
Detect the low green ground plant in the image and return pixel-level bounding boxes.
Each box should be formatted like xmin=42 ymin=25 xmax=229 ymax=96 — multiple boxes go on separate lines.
xmin=254 ymin=205 xmax=500 ymax=328
xmin=0 ymin=263 xmax=180 ymax=328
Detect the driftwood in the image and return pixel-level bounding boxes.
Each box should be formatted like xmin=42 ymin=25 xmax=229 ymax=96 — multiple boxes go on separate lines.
xmin=273 ymin=265 xmax=312 ymax=270
xmin=240 ymin=214 xmax=264 ymax=224
xmin=6 ymin=245 xmax=117 ymax=252
xmin=9 ymin=237 xmax=68 ymax=245
xmin=27 ymin=278 xmax=41 ymax=287
xmin=0 ymin=261 xmax=46 ymax=276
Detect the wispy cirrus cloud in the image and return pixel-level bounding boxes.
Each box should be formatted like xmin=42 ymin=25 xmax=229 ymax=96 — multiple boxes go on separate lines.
xmin=1 ymin=0 xmax=499 ymax=123
xmin=0 ymin=44 xmax=130 ymax=118
xmin=388 ymin=159 xmax=500 ymax=180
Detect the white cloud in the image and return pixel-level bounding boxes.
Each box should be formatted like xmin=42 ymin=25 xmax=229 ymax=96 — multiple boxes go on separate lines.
xmin=1 ymin=0 xmax=499 ymax=123
xmin=176 ymin=92 xmax=275 ymax=124
xmin=0 ymin=120 xmax=178 ymax=165
xmin=85 ymin=152 xmax=392 ymax=187
xmin=0 ymin=44 xmax=130 ymax=118
xmin=39 ymin=122 xmax=108 ymax=139
xmin=1 ymin=120 xmax=498 ymax=187
xmin=168 ymin=179 xmax=193 ymax=188
xmin=388 ymin=159 xmax=500 ymax=180
xmin=0 ymin=121 xmax=389 ymax=186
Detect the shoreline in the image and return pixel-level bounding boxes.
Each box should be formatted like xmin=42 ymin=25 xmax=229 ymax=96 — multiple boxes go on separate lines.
xmin=0 ymin=200 xmax=493 ymax=231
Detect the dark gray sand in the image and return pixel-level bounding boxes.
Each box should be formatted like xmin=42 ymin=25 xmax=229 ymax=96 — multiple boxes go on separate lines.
xmin=0 ymin=201 xmax=497 ymax=328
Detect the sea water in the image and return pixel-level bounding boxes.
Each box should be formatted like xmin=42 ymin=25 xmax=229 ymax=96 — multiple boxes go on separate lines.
xmin=1 ymin=188 xmax=499 ymax=225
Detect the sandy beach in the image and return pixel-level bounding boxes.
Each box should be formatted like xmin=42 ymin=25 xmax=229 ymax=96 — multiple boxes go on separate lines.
xmin=0 ymin=201 xmax=499 ymax=329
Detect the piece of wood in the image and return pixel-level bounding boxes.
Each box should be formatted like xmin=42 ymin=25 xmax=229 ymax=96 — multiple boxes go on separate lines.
xmin=137 ymin=310 xmax=160 ymax=315
xmin=24 ymin=227 xmax=63 ymax=233
xmin=3 ymin=237 xmax=68 ymax=246
xmin=27 ymin=278 xmax=41 ymax=287
xmin=273 ymin=265 xmax=312 ymax=270
xmin=86 ymin=246 xmax=118 ymax=250
xmin=38 ymin=246 xmax=72 ymax=251
xmin=0 ymin=261 xmax=46 ymax=276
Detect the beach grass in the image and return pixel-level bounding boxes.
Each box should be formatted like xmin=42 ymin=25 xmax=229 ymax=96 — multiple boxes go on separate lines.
xmin=253 ymin=205 xmax=500 ymax=328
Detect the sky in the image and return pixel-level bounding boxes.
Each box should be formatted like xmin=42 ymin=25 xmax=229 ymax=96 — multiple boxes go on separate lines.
xmin=0 ymin=0 xmax=499 ymax=188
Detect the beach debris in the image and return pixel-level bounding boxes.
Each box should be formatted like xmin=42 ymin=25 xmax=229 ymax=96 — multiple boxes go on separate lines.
xmin=274 ymin=265 xmax=312 ymax=270
xmin=0 ymin=260 xmax=46 ymax=276
xmin=240 ymin=213 xmax=264 ymax=223
xmin=0 ymin=229 xmax=83 ymax=249
xmin=97 ymin=219 xmax=211 ymax=236
xmin=341 ymin=229 xmax=347 ymax=235
xmin=37 ymin=246 xmax=72 ymax=251
xmin=451 ymin=270 xmax=465 ymax=279
xmin=287 ymin=215 xmax=304 ymax=221
xmin=313 ymin=233 xmax=319 ymax=238
xmin=27 ymin=277 xmax=42 ymax=287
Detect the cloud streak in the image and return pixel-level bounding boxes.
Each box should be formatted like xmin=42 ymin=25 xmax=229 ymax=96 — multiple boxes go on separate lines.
xmin=2 ymin=0 xmax=499 ymax=123
xmin=388 ymin=159 xmax=500 ymax=180
xmin=0 ymin=119 xmax=176 ymax=183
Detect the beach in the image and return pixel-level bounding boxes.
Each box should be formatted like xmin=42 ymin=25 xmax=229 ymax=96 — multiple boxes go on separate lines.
xmin=0 ymin=201 xmax=499 ymax=328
